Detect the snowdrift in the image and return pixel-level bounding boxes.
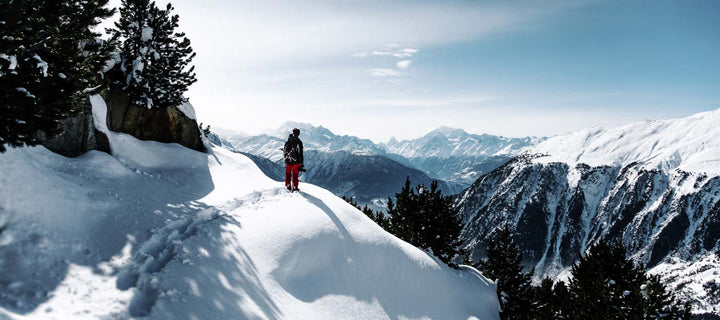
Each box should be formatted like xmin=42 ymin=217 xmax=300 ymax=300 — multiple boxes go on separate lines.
xmin=0 ymin=96 xmax=498 ymax=319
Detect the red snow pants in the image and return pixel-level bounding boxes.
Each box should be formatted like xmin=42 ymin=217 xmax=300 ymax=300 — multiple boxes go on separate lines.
xmin=285 ymin=164 xmax=300 ymax=190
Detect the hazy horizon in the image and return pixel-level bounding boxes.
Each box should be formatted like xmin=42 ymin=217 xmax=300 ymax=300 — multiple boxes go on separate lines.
xmin=214 ymin=106 xmax=720 ymax=145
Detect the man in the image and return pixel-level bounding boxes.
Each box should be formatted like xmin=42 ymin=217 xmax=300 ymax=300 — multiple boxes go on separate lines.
xmin=283 ymin=128 xmax=304 ymax=191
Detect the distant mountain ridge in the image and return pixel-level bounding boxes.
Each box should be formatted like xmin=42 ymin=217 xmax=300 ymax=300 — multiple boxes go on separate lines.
xmin=233 ymin=121 xmax=385 ymax=162
xmin=219 ymin=122 xmax=540 ymax=185
xmin=382 ymin=125 xmax=541 ymax=159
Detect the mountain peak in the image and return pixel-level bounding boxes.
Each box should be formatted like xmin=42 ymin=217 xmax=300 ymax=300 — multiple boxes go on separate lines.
xmin=427 ymin=126 xmax=468 ymax=138
xmin=531 ymin=108 xmax=720 ymax=175
xmin=278 ymin=121 xmax=315 ymax=130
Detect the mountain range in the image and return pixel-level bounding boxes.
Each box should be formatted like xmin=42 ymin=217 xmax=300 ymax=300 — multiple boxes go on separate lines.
xmin=455 ymin=108 xmax=720 ymax=315
xmin=217 ymin=109 xmax=720 ymax=315
xmin=216 ymin=122 xmax=539 ymax=208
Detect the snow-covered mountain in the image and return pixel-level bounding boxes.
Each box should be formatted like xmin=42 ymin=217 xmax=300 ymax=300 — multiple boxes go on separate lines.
xmin=383 ymin=127 xmax=541 ymax=185
xmin=388 ymin=154 xmax=515 ymax=186
xmin=0 ymin=96 xmax=499 ymax=319
xmin=455 ymin=108 xmax=720 ymax=314
xmin=221 ymin=123 xmax=512 ymax=208
xmin=229 ymin=121 xmax=385 ymax=162
xmin=225 ymin=123 xmax=540 ymax=186
xmin=300 ymin=150 xmax=460 ymax=207
xmin=383 ymin=126 xmax=539 ymax=159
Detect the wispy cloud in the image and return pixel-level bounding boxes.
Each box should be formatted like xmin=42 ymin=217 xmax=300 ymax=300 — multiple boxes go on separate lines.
xmin=396 ymin=60 xmax=412 ymax=69
xmin=367 ymin=47 xmax=419 ymax=59
xmin=368 ymin=68 xmax=403 ymax=77
xmin=362 ymin=46 xmax=418 ymax=77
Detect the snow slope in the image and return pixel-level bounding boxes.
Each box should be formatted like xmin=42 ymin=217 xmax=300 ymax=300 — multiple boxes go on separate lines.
xmin=0 ymin=96 xmax=498 ymax=319
xmin=531 ymin=108 xmax=720 ymax=175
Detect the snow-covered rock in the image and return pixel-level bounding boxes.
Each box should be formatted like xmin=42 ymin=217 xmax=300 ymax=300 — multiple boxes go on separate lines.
xmin=177 ymin=101 xmax=196 ymax=120
xmin=104 ymin=88 xmax=204 ymax=152
xmin=0 ymin=97 xmax=499 ymax=319
xmin=38 ymin=95 xmax=110 ymax=157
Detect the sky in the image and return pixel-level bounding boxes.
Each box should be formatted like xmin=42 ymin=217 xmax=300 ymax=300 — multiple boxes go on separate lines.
xmin=104 ymin=0 xmax=720 ymax=142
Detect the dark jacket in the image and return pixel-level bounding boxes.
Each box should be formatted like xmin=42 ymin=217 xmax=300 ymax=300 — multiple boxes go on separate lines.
xmin=283 ymin=134 xmax=304 ymax=165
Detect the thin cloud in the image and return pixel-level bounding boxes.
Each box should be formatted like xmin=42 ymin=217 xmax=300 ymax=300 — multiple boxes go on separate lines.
xmin=368 ymin=47 xmax=419 ymax=59
xmin=368 ymin=68 xmax=403 ymax=77
xmin=396 ymin=60 xmax=412 ymax=69
xmin=371 ymin=50 xmax=393 ymax=56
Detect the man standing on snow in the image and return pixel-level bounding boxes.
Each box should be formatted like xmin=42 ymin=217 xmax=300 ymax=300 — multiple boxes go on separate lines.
xmin=283 ymin=128 xmax=304 ymax=191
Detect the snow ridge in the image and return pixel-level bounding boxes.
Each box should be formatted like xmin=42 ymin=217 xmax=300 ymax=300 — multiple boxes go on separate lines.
xmin=0 ymin=96 xmax=499 ymax=319
xmin=531 ymin=108 xmax=720 ymax=175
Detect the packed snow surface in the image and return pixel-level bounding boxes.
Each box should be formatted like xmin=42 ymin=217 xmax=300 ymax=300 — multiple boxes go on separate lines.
xmin=530 ymin=108 xmax=720 ymax=175
xmin=0 ymin=96 xmax=498 ymax=319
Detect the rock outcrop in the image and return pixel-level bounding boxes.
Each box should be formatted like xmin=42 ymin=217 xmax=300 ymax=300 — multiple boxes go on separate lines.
xmin=104 ymin=88 xmax=204 ymax=152
xmin=40 ymin=98 xmax=110 ymax=157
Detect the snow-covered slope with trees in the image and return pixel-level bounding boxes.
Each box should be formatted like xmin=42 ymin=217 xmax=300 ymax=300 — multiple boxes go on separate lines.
xmin=455 ymin=108 xmax=720 ymax=315
xmin=0 ymin=96 xmax=499 ymax=319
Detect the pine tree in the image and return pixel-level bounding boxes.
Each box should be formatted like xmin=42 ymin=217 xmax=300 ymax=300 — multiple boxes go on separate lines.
xmin=534 ymin=277 xmax=556 ymax=320
xmin=643 ymin=274 xmax=692 ymax=319
xmin=386 ymin=177 xmax=419 ymax=244
xmin=475 ymin=224 xmax=535 ymax=320
xmin=568 ymin=240 xmax=643 ymax=320
xmin=341 ymin=196 xmax=389 ymax=229
xmin=111 ymin=0 xmax=196 ymax=108
xmin=385 ymin=178 xmax=464 ymax=265
xmin=552 ymin=280 xmax=572 ymax=319
xmin=567 ymin=240 xmax=692 ymax=320
xmin=1 ymin=0 xmax=114 ymax=152
xmin=420 ymin=180 xmax=464 ymax=265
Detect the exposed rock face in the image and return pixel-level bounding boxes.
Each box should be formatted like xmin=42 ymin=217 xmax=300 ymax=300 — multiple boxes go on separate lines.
xmin=457 ymin=155 xmax=720 ymax=270
xmin=40 ymin=99 xmax=110 ymax=157
xmin=104 ymin=88 xmax=204 ymax=152
xmin=455 ymin=154 xmax=720 ymax=311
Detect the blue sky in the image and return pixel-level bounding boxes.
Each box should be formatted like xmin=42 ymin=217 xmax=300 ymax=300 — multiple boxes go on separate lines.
xmin=107 ymin=0 xmax=720 ymax=141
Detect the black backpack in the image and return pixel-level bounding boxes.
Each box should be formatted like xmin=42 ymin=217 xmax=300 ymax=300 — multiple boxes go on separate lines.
xmin=284 ymin=138 xmax=302 ymax=164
